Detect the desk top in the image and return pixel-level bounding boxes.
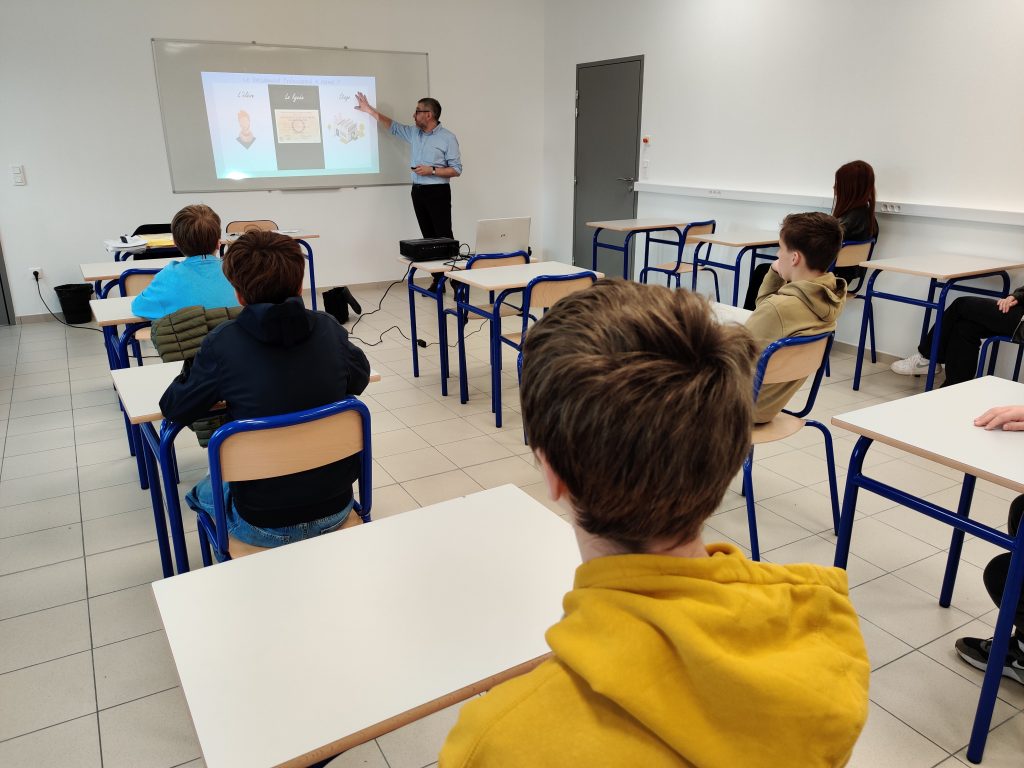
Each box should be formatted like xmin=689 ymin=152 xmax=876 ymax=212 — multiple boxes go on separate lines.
xmin=691 ymin=230 xmax=780 ymax=247
xmin=90 ymin=296 xmax=142 ymax=326
xmin=863 ymin=254 xmax=1024 ymax=280
xmin=446 ymin=261 xmax=602 ymax=291
xmin=153 ymin=484 xmax=580 ymax=768
xmin=111 ymin=362 xmax=381 ymax=425
xmin=585 ymin=218 xmax=695 ymax=232
xmin=832 ymin=376 xmax=1024 ymax=493
xmin=398 ymin=256 xmax=463 ymax=274
xmin=81 ymin=258 xmax=181 ymax=282
xmin=712 ymin=302 xmax=753 ymax=325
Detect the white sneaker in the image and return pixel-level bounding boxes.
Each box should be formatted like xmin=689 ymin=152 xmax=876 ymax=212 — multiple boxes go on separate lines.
xmin=890 ymin=353 xmax=932 ymax=376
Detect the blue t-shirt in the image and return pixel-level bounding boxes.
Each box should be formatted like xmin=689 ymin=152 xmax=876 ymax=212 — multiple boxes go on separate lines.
xmin=130 ymin=255 xmax=239 ymax=320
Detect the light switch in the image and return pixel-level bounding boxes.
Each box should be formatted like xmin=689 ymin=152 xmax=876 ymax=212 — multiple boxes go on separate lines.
xmin=10 ymin=165 xmax=26 ymax=186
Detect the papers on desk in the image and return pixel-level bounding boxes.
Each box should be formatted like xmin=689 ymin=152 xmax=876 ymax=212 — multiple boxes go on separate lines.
xmin=273 ymin=229 xmax=301 ymax=234
xmin=103 ymin=236 xmax=147 ymax=252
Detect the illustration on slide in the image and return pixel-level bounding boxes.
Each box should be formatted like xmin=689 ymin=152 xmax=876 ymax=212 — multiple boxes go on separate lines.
xmin=236 ymin=110 xmax=256 ymax=149
xmin=326 ymin=115 xmax=366 ymax=144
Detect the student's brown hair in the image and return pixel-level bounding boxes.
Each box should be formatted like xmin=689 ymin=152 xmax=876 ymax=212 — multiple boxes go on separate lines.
xmin=170 ymin=204 xmax=222 ymax=257
xmin=780 ymin=212 xmax=844 ymax=273
xmin=521 ymin=279 xmax=757 ymax=552
xmin=832 ymin=160 xmax=878 ymax=237
xmin=222 ymin=231 xmax=305 ymax=304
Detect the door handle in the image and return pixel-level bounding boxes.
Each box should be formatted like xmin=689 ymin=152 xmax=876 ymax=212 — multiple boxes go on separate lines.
xmin=616 ymin=177 xmax=635 ymax=183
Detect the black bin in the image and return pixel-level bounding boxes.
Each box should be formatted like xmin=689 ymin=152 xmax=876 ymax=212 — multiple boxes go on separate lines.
xmin=54 ymin=283 xmax=95 ymax=324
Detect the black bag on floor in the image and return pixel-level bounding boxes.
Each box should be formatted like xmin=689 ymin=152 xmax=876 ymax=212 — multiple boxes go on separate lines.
xmin=323 ymin=286 xmax=362 ymax=324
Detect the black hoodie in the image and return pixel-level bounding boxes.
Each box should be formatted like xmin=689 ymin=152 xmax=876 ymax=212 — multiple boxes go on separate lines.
xmin=160 ymin=297 xmax=371 ymax=528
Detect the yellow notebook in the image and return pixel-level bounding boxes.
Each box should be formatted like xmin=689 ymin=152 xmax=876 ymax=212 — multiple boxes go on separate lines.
xmin=141 ymin=234 xmax=175 ymax=248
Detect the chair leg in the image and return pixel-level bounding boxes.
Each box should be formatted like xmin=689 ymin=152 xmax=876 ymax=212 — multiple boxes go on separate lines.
xmin=868 ymin=306 xmax=877 ymax=364
xmin=1014 ymin=343 xmax=1024 ymax=381
xmin=708 ymin=269 xmax=721 ymax=303
xmin=742 ymin=449 xmax=760 ymax=561
xmin=824 ymin=355 xmax=831 ymax=378
xmin=197 ymin=524 xmax=213 ymax=568
xmin=805 ymin=420 xmax=840 ymax=534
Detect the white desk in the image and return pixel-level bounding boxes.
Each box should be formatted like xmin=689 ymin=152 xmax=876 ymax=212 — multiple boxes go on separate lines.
xmin=688 ymin=230 xmax=780 ymax=306
xmin=585 ymin=218 xmax=702 ymax=281
xmin=831 ymin=376 xmax=1024 ymax=762
xmin=447 ymin=261 xmax=603 ymax=427
xmin=852 ymin=254 xmax=1024 ymax=392
xmin=712 ymin=302 xmax=752 ymax=326
xmin=153 ymin=484 xmax=581 ymax=768
xmin=90 ymin=295 xmax=142 ymax=327
xmin=81 ymin=257 xmax=180 ymax=283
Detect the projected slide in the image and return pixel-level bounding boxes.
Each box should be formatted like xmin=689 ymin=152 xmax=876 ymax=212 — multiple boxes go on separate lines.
xmin=201 ymin=72 xmax=379 ymax=180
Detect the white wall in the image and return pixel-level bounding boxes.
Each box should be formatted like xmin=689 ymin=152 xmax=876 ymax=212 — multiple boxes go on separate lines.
xmin=0 ymin=0 xmax=545 ymax=317
xmin=542 ymin=0 xmax=1024 ymax=354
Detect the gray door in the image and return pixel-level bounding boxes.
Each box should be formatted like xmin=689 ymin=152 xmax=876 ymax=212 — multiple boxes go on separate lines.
xmin=572 ymin=56 xmax=644 ymax=276
xmin=0 ymin=241 xmax=13 ymax=325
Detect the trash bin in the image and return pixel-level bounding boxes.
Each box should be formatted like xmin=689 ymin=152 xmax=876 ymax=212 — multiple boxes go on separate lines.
xmin=54 ymin=283 xmax=95 ymax=324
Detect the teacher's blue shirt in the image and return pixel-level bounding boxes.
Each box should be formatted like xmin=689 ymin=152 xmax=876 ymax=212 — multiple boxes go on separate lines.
xmin=390 ymin=121 xmax=462 ymax=185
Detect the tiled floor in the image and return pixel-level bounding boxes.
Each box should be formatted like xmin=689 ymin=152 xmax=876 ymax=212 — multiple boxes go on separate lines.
xmin=1 ymin=284 xmax=1022 ymax=767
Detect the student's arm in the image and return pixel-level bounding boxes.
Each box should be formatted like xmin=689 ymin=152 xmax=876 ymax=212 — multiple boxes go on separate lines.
xmin=340 ymin=328 xmax=371 ymax=396
xmin=744 ymin=300 xmax=786 ymax=345
xmin=754 ymin=263 xmax=786 ymax=308
xmin=159 ymin=337 xmax=222 ymax=426
xmin=354 ymin=92 xmax=394 ymax=131
xmin=129 ymin=269 xmax=174 ymax=320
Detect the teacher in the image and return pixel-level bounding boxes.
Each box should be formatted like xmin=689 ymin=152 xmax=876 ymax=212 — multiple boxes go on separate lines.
xmin=355 ymin=93 xmax=462 ymax=291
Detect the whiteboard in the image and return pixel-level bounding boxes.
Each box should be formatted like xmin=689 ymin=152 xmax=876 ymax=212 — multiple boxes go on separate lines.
xmin=152 ymin=39 xmax=429 ymax=193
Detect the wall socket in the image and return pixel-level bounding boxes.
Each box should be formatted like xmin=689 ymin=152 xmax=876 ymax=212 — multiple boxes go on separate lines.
xmin=28 ymin=267 xmax=42 ymax=279
xmin=879 ymin=202 xmax=902 ymax=213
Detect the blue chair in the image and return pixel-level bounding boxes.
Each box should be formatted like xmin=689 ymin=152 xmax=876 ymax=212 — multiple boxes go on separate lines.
xmin=196 ymin=398 xmax=373 ymax=564
xmin=743 ymin=332 xmax=839 ymax=561
xmin=638 ymin=220 xmax=719 ymax=298
xmin=832 ymin=238 xmax=878 ymax=369
xmin=977 ymin=335 xmax=1024 ymax=381
xmin=116 ymin=268 xmax=159 ymax=367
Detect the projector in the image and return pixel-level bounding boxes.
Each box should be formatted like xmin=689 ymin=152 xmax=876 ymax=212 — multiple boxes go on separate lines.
xmin=400 ymin=237 xmax=460 ymax=261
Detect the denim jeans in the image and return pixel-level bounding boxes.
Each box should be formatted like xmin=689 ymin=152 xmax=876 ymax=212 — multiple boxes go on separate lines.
xmin=185 ymin=474 xmax=355 ymax=560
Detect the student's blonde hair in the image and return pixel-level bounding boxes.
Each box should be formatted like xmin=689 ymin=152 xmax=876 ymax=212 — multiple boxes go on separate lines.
xmin=521 ymin=279 xmax=757 ymax=551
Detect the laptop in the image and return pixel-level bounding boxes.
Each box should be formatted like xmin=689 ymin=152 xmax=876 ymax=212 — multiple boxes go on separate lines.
xmin=473 ymin=217 xmax=531 ymax=256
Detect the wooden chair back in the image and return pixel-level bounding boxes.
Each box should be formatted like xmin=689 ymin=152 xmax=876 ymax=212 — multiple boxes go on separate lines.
xmin=226 ymin=220 xmax=278 ymax=235
xmin=469 ymin=252 xmax=529 ymax=269
xmin=684 ymin=221 xmax=716 ymax=242
xmin=760 ymin=336 xmax=830 ymax=385
xmin=834 ymin=240 xmax=873 ymax=270
xmin=122 ymin=271 xmax=156 ymax=297
xmin=217 ymin=409 xmax=364 ymax=482
xmin=527 ymin=274 xmax=597 ymax=311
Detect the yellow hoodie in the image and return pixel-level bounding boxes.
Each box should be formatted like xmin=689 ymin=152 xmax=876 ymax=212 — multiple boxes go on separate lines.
xmin=439 ymin=543 xmax=869 ymax=768
xmin=746 ymin=269 xmax=847 ymax=424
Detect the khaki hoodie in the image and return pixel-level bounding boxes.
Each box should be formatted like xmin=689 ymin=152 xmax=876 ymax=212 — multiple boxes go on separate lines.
xmin=439 ymin=544 xmax=869 ymax=768
xmin=746 ymin=269 xmax=847 ymax=423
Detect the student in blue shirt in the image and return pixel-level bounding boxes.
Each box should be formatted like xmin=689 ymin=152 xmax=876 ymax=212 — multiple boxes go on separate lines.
xmin=355 ymin=92 xmax=462 ymax=292
xmin=130 ymin=204 xmax=239 ymax=320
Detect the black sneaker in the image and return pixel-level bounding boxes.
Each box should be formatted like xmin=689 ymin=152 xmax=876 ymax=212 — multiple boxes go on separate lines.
xmin=955 ymin=635 xmax=1024 ymax=685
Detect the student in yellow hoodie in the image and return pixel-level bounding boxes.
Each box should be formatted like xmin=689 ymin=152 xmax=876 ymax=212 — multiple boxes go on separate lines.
xmin=438 ymin=280 xmax=869 ymax=768
xmin=746 ymin=211 xmax=848 ymax=424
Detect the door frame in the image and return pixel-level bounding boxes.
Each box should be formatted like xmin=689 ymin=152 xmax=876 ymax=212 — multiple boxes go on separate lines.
xmin=571 ymin=54 xmax=645 ymax=269
xmin=0 ymin=240 xmax=13 ymax=325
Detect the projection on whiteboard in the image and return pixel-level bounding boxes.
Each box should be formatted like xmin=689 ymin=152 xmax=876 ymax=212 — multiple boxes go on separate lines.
xmin=200 ymin=72 xmax=379 ymax=181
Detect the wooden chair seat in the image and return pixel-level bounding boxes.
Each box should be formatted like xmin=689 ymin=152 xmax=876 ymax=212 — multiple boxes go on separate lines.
xmin=134 ymin=327 xmax=151 ymax=342
xmin=501 ymin=332 xmax=523 ymax=345
xmin=654 ymin=261 xmax=695 ymax=274
xmin=752 ymin=413 xmax=805 ymax=444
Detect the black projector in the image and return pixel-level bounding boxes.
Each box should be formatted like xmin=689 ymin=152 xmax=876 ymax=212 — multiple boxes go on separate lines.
xmin=400 ymin=237 xmax=460 ymax=261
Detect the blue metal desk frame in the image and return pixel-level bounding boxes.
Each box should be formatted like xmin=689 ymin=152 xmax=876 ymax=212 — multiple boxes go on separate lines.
xmin=852 ymin=268 xmax=1011 ymax=392
xmin=701 ymin=240 xmax=779 ymax=307
xmin=591 ymin=224 xmax=684 ymax=281
xmin=405 ymin=266 xmax=452 ymax=395
xmin=834 ymin=436 xmax=1024 ymax=763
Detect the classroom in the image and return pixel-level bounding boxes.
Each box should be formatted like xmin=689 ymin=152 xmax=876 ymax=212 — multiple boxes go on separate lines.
xmin=1 ymin=1 xmax=1024 ymax=766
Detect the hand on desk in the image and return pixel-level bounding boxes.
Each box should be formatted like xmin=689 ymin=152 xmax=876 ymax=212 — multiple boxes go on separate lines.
xmin=975 ymin=405 xmax=1024 ymax=431
xmin=996 ymin=296 xmax=1018 ymax=313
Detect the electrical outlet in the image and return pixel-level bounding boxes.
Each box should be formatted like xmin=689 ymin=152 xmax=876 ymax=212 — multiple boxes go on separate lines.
xmin=707 ymin=189 xmax=722 ymax=197
xmin=28 ymin=267 xmax=42 ymax=280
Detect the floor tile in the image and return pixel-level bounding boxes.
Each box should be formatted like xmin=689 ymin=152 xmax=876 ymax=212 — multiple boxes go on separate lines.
xmin=79 ymin=481 xmax=152 ymax=521
xmin=370 ymin=484 xmax=421 ymax=519
xmin=89 ymin=583 xmax=164 ymax=648
xmin=918 ymin=619 xmax=1024 ymax=710
xmin=856 ymin=617 xmax=914 ymax=671
xmin=851 ymin=574 xmax=974 ymax=647
xmin=5 ymin=410 xmax=74 ymax=437
xmin=10 ymin=381 xmax=70 ymax=402
xmin=75 ymin=417 xmax=130 ymax=446
xmin=847 ymin=701 xmax=948 ymax=768
xmin=71 ymin=387 xmax=119 ymax=409
xmin=8 ymin=394 xmax=72 ymax=419
xmin=0 ymin=600 xmax=91 ymax=674
xmin=98 ymin=687 xmax=201 ymax=768
xmin=954 ymin=711 xmax=1024 ymax=767
xmin=78 ymin=458 xmax=142 ymax=493
xmin=845 ymin=517 xmax=941 ymax=572
xmin=435 ymin=435 xmax=515 ymax=467
xmin=400 ymin=469 xmax=484 ymax=508
xmin=462 ymin=456 xmax=540 ymax=489
xmin=0 ymin=651 xmax=95 ymax=741
xmin=85 ymin=540 xmax=167 ymax=597
xmin=324 ymin=740 xmax=390 ymax=768
xmin=0 ymin=558 xmax=87 ymax=620
xmin=83 ymin=506 xmax=159 ymax=555
xmin=869 ymin=651 xmax=1017 ymax=753
xmin=1 ymin=445 xmax=77 ymax=481
xmin=0 ymin=494 xmax=80 ymax=538
xmin=371 ymin=427 xmax=432 ymax=458
xmin=410 ymin=418 xmax=486 ymax=446
xmin=72 ymin=403 xmax=123 ymax=427
xmin=0 ymin=467 xmax=78 ymax=507
xmin=75 ymin=436 xmax=131 ymax=467
xmin=93 ymin=630 xmax=178 ymax=709
xmin=375 ymin=447 xmax=458 ymax=483
xmin=709 ymin=505 xmax=815 ymax=553
xmin=894 ymin=554 xmax=995 ymax=618
xmin=0 ymin=524 xmax=83 ymax=576
xmin=3 ymin=426 xmax=75 ymax=457
xmin=761 ymin=534 xmax=884 ymax=589
xmin=0 ymin=714 xmax=101 ymax=768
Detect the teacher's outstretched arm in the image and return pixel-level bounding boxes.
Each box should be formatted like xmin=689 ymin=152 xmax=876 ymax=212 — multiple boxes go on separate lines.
xmin=354 ymin=92 xmax=392 ymax=131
